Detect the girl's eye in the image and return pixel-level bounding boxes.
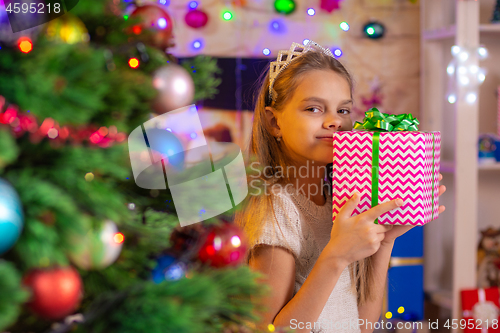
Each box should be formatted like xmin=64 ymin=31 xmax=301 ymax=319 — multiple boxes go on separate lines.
xmin=306 ymin=107 xmax=322 ymax=113
xmin=338 ymin=109 xmax=351 ymax=115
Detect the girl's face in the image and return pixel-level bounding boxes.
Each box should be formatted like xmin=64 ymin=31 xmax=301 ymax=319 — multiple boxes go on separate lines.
xmin=266 ymin=69 xmax=353 ymax=166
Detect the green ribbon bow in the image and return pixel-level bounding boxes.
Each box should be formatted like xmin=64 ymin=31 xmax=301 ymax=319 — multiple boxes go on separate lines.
xmin=353 ymin=108 xmax=420 ymax=132
xmin=351 ymin=108 xmax=435 ymax=224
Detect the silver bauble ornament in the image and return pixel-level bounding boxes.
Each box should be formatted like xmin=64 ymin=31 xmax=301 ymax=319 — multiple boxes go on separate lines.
xmin=152 ymin=64 xmax=195 ymax=114
xmin=68 ymin=220 xmax=124 ymax=270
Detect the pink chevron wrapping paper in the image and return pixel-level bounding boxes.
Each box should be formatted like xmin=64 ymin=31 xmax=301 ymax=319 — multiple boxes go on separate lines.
xmin=332 ymin=131 xmax=441 ymax=226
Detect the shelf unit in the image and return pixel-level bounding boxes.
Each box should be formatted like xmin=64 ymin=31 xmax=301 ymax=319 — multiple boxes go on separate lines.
xmin=421 ymin=0 xmax=500 ymax=331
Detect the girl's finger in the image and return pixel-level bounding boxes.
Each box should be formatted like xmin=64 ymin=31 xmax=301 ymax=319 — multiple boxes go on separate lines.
xmin=439 ymin=205 xmax=446 ymax=214
xmin=439 ymin=173 xmax=443 ymax=181
xmin=439 ymin=185 xmax=446 ymax=196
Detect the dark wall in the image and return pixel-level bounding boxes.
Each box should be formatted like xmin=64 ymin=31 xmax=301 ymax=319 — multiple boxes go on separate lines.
xmin=179 ymin=57 xmax=271 ymax=111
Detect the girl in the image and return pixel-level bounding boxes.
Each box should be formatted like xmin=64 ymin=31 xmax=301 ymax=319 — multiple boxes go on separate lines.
xmin=234 ymin=41 xmax=446 ymax=333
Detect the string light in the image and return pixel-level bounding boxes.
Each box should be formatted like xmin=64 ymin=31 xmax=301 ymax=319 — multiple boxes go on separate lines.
xmin=446 ymin=45 xmax=488 ymax=104
xmin=458 ymin=51 xmax=469 ymax=62
xmin=262 ymin=48 xmax=271 ymax=56
xmin=340 ymin=21 xmax=350 ymax=31
xmin=363 ymin=21 xmax=385 ymax=39
xmin=332 ymin=47 xmax=342 ymax=57
xmin=17 ymin=37 xmax=33 ymax=53
xmin=188 ymin=1 xmax=198 ymax=9
xmin=466 ymin=92 xmax=477 ymax=104
xmin=478 ymin=69 xmax=486 ymax=83
xmin=269 ymin=19 xmax=286 ymax=33
xmin=113 ymin=232 xmax=125 ymax=244
xmin=478 ymin=46 xmax=488 ymax=59
xmin=446 ymin=64 xmax=455 ymax=75
xmin=307 ymin=8 xmax=315 ymax=16
xmin=303 ymin=38 xmax=310 ymax=45
xmin=459 ymin=76 xmax=470 ymax=86
xmin=128 ymin=57 xmax=140 ymax=68
xmin=192 ymin=39 xmax=203 ymax=50
xmin=157 ymin=18 xmax=167 ymax=29
xmin=223 ymin=11 xmax=233 ymax=20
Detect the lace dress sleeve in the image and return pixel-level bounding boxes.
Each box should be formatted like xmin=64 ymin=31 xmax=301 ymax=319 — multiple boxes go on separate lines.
xmin=248 ymin=193 xmax=302 ymax=262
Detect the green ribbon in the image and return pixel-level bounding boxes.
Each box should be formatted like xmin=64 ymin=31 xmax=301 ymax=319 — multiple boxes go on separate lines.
xmin=353 ymin=108 xmax=420 ymax=132
xmin=353 ymin=108 xmax=428 ymax=224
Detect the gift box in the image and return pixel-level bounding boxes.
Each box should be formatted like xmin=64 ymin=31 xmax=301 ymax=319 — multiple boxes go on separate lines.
xmin=383 ymin=227 xmax=424 ymax=321
xmin=332 ymin=108 xmax=441 ymax=226
xmin=478 ymin=134 xmax=498 ymax=165
xmin=461 ymin=287 xmax=500 ymax=333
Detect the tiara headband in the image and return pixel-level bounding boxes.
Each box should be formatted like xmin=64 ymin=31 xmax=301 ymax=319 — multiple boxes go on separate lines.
xmin=268 ymin=40 xmax=335 ymax=104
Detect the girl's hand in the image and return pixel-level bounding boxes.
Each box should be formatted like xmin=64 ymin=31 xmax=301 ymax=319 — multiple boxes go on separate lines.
xmin=381 ymin=173 xmax=447 ymax=246
xmin=325 ymin=192 xmax=402 ymax=267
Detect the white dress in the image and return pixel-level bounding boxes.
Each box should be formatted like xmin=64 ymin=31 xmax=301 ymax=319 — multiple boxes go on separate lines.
xmin=247 ymin=184 xmax=361 ymax=333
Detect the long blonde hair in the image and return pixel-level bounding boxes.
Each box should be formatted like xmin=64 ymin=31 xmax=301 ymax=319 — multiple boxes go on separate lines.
xmin=233 ymin=50 xmax=377 ymax=307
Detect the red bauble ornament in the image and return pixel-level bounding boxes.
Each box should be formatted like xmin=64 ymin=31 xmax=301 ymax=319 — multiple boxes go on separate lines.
xmin=184 ymin=9 xmax=208 ymax=29
xmin=22 ymin=266 xmax=83 ymax=320
xmin=198 ymin=223 xmax=248 ymax=268
xmin=129 ymin=5 xmax=175 ymax=50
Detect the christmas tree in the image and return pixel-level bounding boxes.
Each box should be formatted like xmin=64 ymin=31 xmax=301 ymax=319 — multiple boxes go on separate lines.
xmin=493 ymin=0 xmax=500 ymax=23
xmin=0 ymin=1 xmax=280 ymax=332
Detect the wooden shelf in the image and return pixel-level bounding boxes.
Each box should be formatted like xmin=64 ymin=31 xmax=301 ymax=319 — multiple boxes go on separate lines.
xmin=422 ymin=26 xmax=456 ymax=40
xmin=440 ymin=160 xmax=500 ymax=173
xmin=425 ymin=290 xmax=453 ymax=311
xmin=479 ymin=23 xmax=500 ymax=33
xmin=423 ymin=24 xmax=500 ymax=41
xmin=479 ymin=162 xmax=500 ymax=170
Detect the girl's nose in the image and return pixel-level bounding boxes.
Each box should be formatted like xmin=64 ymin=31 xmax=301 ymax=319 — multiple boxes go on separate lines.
xmin=324 ymin=116 xmax=343 ymax=130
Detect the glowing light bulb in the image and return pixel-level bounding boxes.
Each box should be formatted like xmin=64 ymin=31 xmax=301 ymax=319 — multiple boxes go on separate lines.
xmin=458 ymin=51 xmax=469 ymax=62
xmin=459 ymin=76 xmax=470 ymax=86
xmin=478 ymin=70 xmax=486 ymax=83
xmin=128 ymin=57 xmax=139 ymax=68
xmin=466 ymin=92 xmax=477 ymax=104
xmin=333 ymin=48 xmax=342 ymax=57
xmin=189 ymin=1 xmax=198 ymax=9
xmin=114 ymin=232 xmax=125 ymax=244
xmin=469 ymin=65 xmax=479 ymax=74
xmin=157 ymin=18 xmax=167 ymax=29
xmin=457 ymin=66 xmax=467 ymax=75
xmin=192 ymin=39 xmax=203 ymax=49
xmin=478 ymin=47 xmax=488 ymax=59
xmin=18 ymin=37 xmax=33 ymax=53
xmin=231 ymin=235 xmax=241 ymax=247
xmin=446 ymin=64 xmax=455 ymax=75
xmin=448 ymin=94 xmax=457 ymax=104
xmin=262 ymin=48 xmax=271 ymax=56
xmin=340 ymin=21 xmax=350 ymax=31
xmin=451 ymin=45 xmax=460 ymax=56
xmin=307 ymin=8 xmax=315 ymax=16
xmin=223 ymin=11 xmax=233 ymax=20
xmin=303 ymin=39 xmax=310 ymax=45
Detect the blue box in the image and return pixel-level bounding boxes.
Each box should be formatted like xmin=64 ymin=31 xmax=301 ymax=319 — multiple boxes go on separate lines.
xmin=384 ymin=226 xmax=424 ymax=321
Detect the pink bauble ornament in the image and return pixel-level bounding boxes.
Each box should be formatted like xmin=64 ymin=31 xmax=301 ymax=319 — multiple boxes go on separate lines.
xmin=152 ymin=64 xmax=195 ymax=113
xmin=184 ymin=9 xmax=208 ymax=29
xmin=320 ymin=0 xmax=342 ymax=13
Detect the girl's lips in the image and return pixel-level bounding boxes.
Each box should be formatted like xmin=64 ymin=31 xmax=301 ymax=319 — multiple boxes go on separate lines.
xmin=317 ymin=137 xmax=333 ymax=141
